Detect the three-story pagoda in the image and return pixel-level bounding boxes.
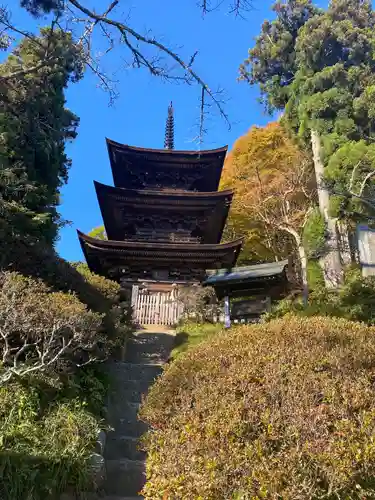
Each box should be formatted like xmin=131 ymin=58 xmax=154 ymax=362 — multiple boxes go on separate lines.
xmin=78 ymin=104 xmax=242 ymax=285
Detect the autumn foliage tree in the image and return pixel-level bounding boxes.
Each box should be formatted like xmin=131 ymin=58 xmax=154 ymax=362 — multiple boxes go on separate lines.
xmin=221 ymin=122 xmax=315 ymax=298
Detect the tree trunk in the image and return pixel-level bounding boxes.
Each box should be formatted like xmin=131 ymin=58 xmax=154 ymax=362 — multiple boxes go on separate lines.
xmin=311 ymin=129 xmax=343 ymax=288
xmin=282 ymin=226 xmax=309 ymax=305
xmin=337 ymin=220 xmax=352 ymax=266
xmin=298 ymin=241 xmax=309 ymax=307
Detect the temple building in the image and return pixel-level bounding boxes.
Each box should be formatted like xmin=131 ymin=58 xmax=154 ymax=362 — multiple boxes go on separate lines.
xmin=78 ymin=103 xmax=242 ymax=288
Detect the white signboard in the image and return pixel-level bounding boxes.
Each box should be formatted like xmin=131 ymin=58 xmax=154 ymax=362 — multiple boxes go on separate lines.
xmin=224 ymin=296 xmax=231 ymax=328
xmin=357 ymin=225 xmax=375 ymax=277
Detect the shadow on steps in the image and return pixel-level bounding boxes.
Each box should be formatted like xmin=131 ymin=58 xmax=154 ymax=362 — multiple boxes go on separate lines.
xmin=103 ymin=329 xmax=175 ymax=498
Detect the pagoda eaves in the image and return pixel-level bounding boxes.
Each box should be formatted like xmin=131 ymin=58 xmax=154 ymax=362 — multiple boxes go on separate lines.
xmin=78 ymin=106 xmax=242 ymax=286
xmin=94 ymin=181 xmax=233 ymax=244
xmin=78 ymin=230 xmax=242 ymax=283
xmin=106 ymin=138 xmax=228 ymax=192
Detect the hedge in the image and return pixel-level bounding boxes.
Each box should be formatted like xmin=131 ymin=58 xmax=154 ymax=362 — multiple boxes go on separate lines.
xmin=140 ymin=316 xmax=375 ymax=499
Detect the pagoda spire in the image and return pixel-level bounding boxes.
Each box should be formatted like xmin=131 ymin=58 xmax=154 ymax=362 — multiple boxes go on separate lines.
xmin=164 ymin=101 xmax=175 ymax=150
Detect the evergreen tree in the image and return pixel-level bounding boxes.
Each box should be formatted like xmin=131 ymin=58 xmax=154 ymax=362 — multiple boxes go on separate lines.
xmin=240 ymin=0 xmax=319 ymax=112
xmin=89 ymin=226 xmax=107 ymax=240
xmin=293 ymin=0 xmax=375 ymax=221
xmin=0 ymin=28 xmax=83 ymax=244
xmin=241 ymin=0 xmax=375 ymax=286
xmin=20 ymin=0 xmax=63 ymax=15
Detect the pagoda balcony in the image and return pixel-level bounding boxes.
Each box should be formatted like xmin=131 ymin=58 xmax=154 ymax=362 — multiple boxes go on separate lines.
xmin=94 ymin=181 xmax=233 ymax=245
xmin=77 ymin=230 xmax=243 ymax=284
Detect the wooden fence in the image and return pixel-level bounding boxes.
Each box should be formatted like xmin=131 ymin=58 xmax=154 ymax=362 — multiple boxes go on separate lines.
xmin=131 ymin=285 xmax=184 ymax=326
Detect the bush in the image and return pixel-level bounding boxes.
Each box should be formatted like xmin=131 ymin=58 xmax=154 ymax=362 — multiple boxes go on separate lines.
xmin=177 ymin=285 xmax=219 ymax=323
xmin=172 ymin=321 xmax=224 ymax=360
xmin=72 ymin=262 xmax=133 ymax=351
xmin=0 ymin=240 xmax=133 ymax=357
xmin=73 ymin=262 xmax=120 ymax=302
xmin=0 ymin=366 xmax=106 ymax=499
xmin=307 ymin=259 xmax=325 ymax=290
xmin=0 ymin=238 xmax=118 ymax=313
xmin=265 ymin=267 xmax=375 ymax=325
xmin=0 ymin=271 xmax=106 ymax=384
xmin=140 ymin=316 xmax=375 ymax=499
xmin=0 ymin=240 xmax=133 ymax=497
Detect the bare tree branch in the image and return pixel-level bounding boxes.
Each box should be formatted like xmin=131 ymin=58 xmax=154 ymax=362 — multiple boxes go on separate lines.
xmin=67 ymin=0 xmax=230 ymax=125
xmin=358 ymin=170 xmax=375 ymax=197
xmin=0 ymin=0 xmax=249 ymax=137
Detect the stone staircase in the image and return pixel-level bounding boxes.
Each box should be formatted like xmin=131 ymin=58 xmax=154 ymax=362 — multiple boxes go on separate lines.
xmin=61 ymin=328 xmax=174 ymax=500
xmin=99 ymin=328 xmax=175 ymax=500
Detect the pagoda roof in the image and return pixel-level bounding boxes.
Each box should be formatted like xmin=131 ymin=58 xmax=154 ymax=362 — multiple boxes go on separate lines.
xmin=203 ymin=260 xmax=289 ymax=298
xmin=106 ymin=138 xmax=228 ymax=191
xmin=77 ymin=230 xmax=242 ymax=282
xmin=205 ymin=260 xmax=289 ymax=285
xmin=94 ymin=181 xmax=233 ymax=244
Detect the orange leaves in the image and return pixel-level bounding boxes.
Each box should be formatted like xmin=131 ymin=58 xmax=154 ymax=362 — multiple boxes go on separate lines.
xmin=221 ymin=122 xmax=314 ymax=260
xmin=222 ymin=122 xmax=309 ymax=208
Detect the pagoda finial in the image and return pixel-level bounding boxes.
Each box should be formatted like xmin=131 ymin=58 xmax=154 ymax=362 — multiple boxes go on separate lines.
xmin=164 ymin=101 xmax=175 ymax=150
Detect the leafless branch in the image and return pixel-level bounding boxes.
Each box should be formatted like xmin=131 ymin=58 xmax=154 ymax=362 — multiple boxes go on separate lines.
xmin=85 ymin=57 xmax=119 ymax=104
xmin=199 ymin=87 xmax=206 ymax=146
xmin=0 ymin=9 xmax=44 ymax=50
xmin=229 ymin=0 xmax=254 ymax=17
xmin=358 ymin=170 xmax=375 ymax=197
xmin=67 ymin=0 xmax=231 ymax=126
xmin=0 ymin=0 xmax=245 ymax=134
xmin=348 ymin=160 xmax=363 ymax=192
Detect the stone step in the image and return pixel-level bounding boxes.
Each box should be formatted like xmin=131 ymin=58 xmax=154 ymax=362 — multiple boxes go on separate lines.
xmin=132 ymin=332 xmax=172 ymax=342
xmin=120 ymin=388 xmax=145 ymax=404
xmin=111 ymin=363 xmax=163 ymax=382
xmin=107 ymin=401 xmax=140 ymax=422
xmin=126 ymin=340 xmax=169 ymax=361
xmin=126 ymin=351 xmax=166 ymax=365
xmin=108 ymin=418 xmax=149 ymax=438
xmin=105 ymin=459 xmax=146 ymax=497
xmin=105 ymin=435 xmax=146 ymax=461
xmin=120 ymin=378 xmax=153 ymax=394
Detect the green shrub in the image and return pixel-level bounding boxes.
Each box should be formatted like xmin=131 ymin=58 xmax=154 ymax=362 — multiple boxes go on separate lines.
xmin=0 ymin=240 xmax=133 ymax=357
xmin=73 ymin=262 xmax=133 ymax=351
xmin=0 ymin=239 xmax=132 ymax=497
xmin=0 ymin=271 xmax=106 ymax=384
xmin=302 ymin=209 xmax=326 ymax=258
xmin=307 ymin=259 xmax=325 ymax=290
xmin=0 ymin=239 xmax=117 ymax=313
xmin=0 ymin=366 xmax=106 ymax=500
xmin=140 ymin=316 xmax=375 ymax=499
xmin=172 ymin=322 xmax=224 ymax=360
xmin=73 ymin=262 xmax=120 ymax=303
xmin=265 ymin=267 xmax=375 ymax=325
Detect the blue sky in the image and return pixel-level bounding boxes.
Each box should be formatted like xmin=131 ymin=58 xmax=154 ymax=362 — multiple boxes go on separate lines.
xmin=12 ymin=0 xmax=327 ymax=262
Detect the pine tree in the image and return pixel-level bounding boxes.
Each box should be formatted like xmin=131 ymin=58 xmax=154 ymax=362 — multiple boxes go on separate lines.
xmin=0 ymin=28 xmax=83 ymax=245
xmin=20 ymin=0 xmax=63 ymax=15
xmin=241 ymin=0 xmax=375 ymax=287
